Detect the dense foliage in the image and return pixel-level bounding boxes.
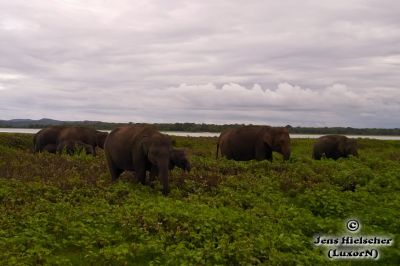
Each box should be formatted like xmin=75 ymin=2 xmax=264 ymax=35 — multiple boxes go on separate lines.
xmin=1 ymin=119 xmax=400 ymax=135
xmin=0 ymin=133 xmax=399 ymax=265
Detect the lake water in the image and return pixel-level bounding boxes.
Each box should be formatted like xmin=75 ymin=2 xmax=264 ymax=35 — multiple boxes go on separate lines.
xmin=0 ymin=128 xmax=399 ymax=140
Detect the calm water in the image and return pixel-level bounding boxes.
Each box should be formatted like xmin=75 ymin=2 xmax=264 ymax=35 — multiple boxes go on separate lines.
xmin=0 ymin=128 xmax=399 ymax=140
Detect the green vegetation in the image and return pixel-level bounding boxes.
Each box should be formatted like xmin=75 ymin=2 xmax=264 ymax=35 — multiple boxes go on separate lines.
xmin=0 ymin=133 xmax=399 ymax=265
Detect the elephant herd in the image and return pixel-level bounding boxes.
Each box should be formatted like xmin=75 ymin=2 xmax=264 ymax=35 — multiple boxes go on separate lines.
xmin=33 ymin=125 xmax=358 ymax=194
xmin=34 ymin=126 xmax=108 ymax=156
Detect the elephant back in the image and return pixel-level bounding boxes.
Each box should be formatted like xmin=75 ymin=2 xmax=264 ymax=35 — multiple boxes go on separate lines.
xmin=57 ymin=127 xmax=98 ymax=147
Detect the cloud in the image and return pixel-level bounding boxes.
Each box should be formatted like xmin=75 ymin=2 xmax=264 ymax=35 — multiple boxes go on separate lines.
xmin=128 ymin=82 xmax=399 ymax=126
xmin=0 ymin=0 xmax=399 ymax=127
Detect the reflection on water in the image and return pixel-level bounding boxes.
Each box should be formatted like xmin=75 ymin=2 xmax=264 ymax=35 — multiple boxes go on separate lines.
xmin=0 ymin=128 xmax=399 ymax=140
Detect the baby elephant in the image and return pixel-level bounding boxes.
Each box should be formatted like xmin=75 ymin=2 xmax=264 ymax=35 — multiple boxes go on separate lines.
xmin=170 ymin=149 xmax=191 ymax=172
xmin=313 ymin=135 xmax=358 ymax=160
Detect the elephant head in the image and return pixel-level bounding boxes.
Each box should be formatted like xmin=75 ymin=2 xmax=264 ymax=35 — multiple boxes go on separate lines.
xmin=142 ymin=135 xmax=172 ymax=194
xmin=339 ymin=138 xmax=358 ymax=157
xmin=170 ymin=149 xmax=191 ymax=172
xmin=96 ymin=131 xmax=108 ymax=149
xmin=263 ymin=127 xmax=291 ymax=160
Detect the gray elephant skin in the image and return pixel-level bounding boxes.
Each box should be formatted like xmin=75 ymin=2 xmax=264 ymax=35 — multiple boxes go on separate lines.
xmin=104 ymin=125 xmax=180 ymax=195
xmin=313 ymin=135 xmax=358 ymax=160
xmin=216 ymin=125 xmax=291 ymax=161
xmin=33 ymin=126 xmax=108 ymax=155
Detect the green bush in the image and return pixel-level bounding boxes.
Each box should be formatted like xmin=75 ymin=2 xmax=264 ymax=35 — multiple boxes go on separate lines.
xmin=0 ymin=134 xmax=399 ymax=265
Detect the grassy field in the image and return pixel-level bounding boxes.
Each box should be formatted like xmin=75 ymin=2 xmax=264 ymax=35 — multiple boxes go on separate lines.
xmin=0 ymin=133 xmax=399 ymax=265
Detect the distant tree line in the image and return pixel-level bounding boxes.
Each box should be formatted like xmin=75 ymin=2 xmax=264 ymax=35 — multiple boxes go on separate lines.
xmin=1 ymin=121 xmax=399 ymax=135
xmin=285 ymin=126 xmax=400 ymax=136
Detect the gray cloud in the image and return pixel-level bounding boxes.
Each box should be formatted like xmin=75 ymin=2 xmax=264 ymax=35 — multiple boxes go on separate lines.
xmin=0 ymin=0 xmax=399 ymax=127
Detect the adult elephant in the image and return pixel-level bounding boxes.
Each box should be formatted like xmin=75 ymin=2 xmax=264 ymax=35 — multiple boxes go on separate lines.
xmin=33 ymin=126 xmax=108 ymax=155
xmin=313 ymin=135 xmax=358 ymax=160
xmin=57 ymin=127 xmax=108 ymax=156
xmin=216 ymin=125 xmax=291 ymax=161
xmin=104 ymin=125 xmax=175 ymax=195
xmin=33 ymin=126 xmax=66 ymax=153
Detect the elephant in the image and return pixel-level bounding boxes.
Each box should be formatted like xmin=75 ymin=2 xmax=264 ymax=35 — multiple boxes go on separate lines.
xmin=57 ymin=140 xmax=95 ymax=155
xmin=170 ymin=149 xmax=191 ymax=172
xmin=33 ymin=126 xmax=108 ymax=155
xmin=216 ymin=125 xmax=291 ymax=161
xmin=34 ymin=126 xmax=66 ymax=153
xmin=312 ymin=135 xmax=358 ymax=160
xmin=145 ymin=148 xmax=191 ymax=188
xmin=57 ymin=127 xmax=108 ymax=156
xmin=104 ymin=125 xmax=177 ymax=195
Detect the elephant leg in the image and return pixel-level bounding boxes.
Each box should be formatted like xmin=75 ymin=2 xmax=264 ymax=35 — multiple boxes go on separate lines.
xmin=58 ymin=141 xmax=75 ymax=155
xmin=56 ymin=143 xmax=65 ymax=154
xmin=255 ymin=142 xmax=268 ymax=161
xmin=135 ymin=164 xmax=147 ymax=185
xmin=43 ymin=144 xmax=57 ymax=153
xmin=265 ymin=149 xmax=273 ymax=162
xmin=86 ymin=145 xmax=95 ymax=156
xmin=109 ymin=163 xmax=123 ymax=182
xmin=105 ymin=155 xmax=123 ymax=181
xmin=92 ymin=145 xmax=97 ymax=156
xmin=149 ymin=166 xmax=158 ymax=188
xmin=313 ymin=152 xmax=322 ymax=160
xmin=161 ymin=175 xmax=169 ymax=195
xmin=34 ymin=141 xmax=41 ymax=153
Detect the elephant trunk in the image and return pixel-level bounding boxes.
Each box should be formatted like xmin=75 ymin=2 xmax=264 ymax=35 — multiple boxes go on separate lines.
xmin=184 ymin=161 xmax=191 ymax=172
xmin=282 ymin=147 xmax=291 ymax=160
xmin=157 ymin=160 xmax=170 ymax=195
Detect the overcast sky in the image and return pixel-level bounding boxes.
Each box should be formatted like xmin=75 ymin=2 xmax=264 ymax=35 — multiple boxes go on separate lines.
xmin=1 ymin=0 xmax=399 ymax=127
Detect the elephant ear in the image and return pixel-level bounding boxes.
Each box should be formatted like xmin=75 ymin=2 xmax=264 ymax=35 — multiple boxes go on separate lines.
xmin=262 ymin=131 xmax=273 ymax=147
xmin=141 ymin=136 xmax=151 ymax=156
xmin=338 ymin=138 xmax=348 ymax=154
